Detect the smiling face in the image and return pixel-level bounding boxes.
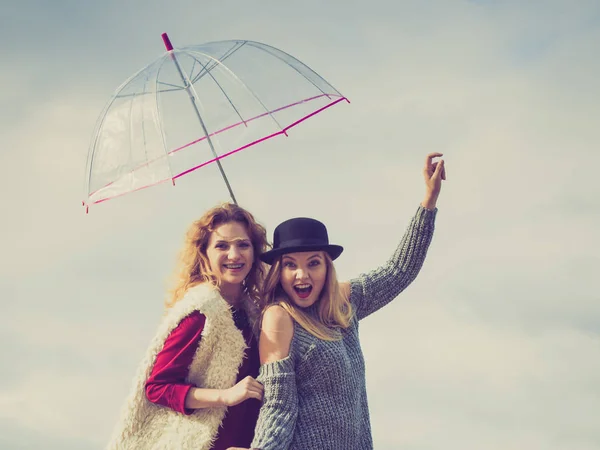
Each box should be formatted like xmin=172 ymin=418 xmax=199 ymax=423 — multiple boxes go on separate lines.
xmin=280 ymin=251 xmax=328 ymax=308
xmin=205 ymin=221 xmax=254 ymax=289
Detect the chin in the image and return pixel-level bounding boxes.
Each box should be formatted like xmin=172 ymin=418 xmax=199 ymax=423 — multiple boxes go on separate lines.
xmin=222 ymin=273 xmax=249 ymax=286
xmin=291 ymin=295 xmax=319 ymax=308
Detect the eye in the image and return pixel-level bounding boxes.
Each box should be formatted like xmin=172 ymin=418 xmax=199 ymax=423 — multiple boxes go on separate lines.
xmin=283 ymin=261 xmax=296 ymax=269
xmin=308 ymin=260 xmax=321 ymax=267
xmin=239 ymin=242 xmax=251 ymax=249
xmin=215 ymin=243 xmax=228 ymax=249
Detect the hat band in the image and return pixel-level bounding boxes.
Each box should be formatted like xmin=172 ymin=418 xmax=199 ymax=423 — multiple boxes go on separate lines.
xmin=275 ymin=237 xmax=329 ymax=250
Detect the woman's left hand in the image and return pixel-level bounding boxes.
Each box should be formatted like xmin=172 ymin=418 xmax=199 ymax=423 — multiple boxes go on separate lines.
xmin=422 ymin=152 xmax=446 ymax=210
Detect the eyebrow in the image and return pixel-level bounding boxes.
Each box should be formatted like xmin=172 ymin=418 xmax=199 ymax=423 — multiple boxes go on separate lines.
xmin=214 ymin=238 xmax=251 ymax=244
xmin=282 ymin=253 xmax=322 ymax=261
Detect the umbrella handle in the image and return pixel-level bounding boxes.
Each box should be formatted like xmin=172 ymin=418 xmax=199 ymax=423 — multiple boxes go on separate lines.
xmin=162 ymin=33 xmax=173 ymax=51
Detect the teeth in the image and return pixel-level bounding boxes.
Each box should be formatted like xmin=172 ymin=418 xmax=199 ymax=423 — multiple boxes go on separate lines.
xmin=295 ymin=284 xmax=311 ymax=289
xmin=224 ymin=264 xmax=243 ymax=269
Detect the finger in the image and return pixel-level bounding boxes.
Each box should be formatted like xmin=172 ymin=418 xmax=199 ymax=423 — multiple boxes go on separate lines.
xmin=250 ymin=381 xmax=264 ymax=391
xmin=248 ymin=380 xmax=263 ymax=390
xmin=250 ymin=383 xmax=264 ymax=394
xmin=247 ymin=389 xmax=263 ymax=401
xmin=425 ymin=152 xmax=443 ymax=167
xmin=248 ymin=377 xmax=263 ymax=388
xmin=442 ymin=163 xmax=447 ymax=180
xmin=247 ymin=386 xmax=264 ymax=398
xmin=433 ymin=159 xmax=444 ymax=178
xmin=243 ymin=377 xmax=259 ymax=388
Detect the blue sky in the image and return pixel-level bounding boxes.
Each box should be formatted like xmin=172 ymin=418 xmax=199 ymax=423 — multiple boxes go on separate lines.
xmin=2 ymin=1 xmax=600 ymax=449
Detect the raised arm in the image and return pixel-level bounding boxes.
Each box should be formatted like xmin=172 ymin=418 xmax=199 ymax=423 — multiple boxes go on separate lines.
xmin=343 ymin=153 xmax=446 ymax=321
xmin=250 ymin=305 xmax=298 ymax=450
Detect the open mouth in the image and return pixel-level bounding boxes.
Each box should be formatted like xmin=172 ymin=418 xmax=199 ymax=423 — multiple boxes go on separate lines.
xmin=293 ymin=284 xmax=313 ymax=299
xmin=223 ymin=263 xmax=244 ymax=271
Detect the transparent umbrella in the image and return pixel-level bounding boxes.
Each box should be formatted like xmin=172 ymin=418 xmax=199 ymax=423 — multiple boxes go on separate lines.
xmin=83 ymin=33 xmax=348 ymax=210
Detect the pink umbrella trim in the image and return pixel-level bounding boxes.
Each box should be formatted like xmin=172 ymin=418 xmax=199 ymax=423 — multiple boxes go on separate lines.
xmin=168 ymin=93 xmax=334 ymax=156
xmin=87 ymin=93 xmax=343 ymax=199
xmin=85 ymin=95 xmax=348 ymax=207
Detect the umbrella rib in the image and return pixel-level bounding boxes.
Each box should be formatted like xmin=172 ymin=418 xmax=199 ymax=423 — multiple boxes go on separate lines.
xmin=84 ymin=41 xmax=348 ymax=208
xmin=84 ymin=58 xmax=159 ymax=204
xmin=89 ymin=96 xmax=347 ymax=205
xmin=154 ymin=56 xmax=176 ymax=182
xmin=183 ymin=51 xmax=247 ymax=128
xmin=141 ymin=71 xmax=151 ymax=166
xmin=173 ymin=97 xmax=347 ymax=179
xmin=111 ymin=43 xmax=246 ymax=99
xmin=87 ymin=94 xmax=342 ymax=200
xmin=168 ymin=50 xmax=238 ymax=203
xmin=184 ymin=48 xmax=286 ymax=132
xmin=168 ymin=93 xmax=335 ymax=155
xmin=189 ymin=41 xmax=246 ymax=85
xmin=115 ymin=86 xmax=183 ymax=98
xmin=190 ymin=58 xmax=198 ymax=84
xmin=157 ymin=80 xmax=185 ymax=90
xmin=245 ymin=41 xmax=340 ymax=99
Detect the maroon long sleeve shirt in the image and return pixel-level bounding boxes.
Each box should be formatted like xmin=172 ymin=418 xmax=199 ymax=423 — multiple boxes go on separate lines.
xmin=145 ymin=310 xmax=261 ymax=450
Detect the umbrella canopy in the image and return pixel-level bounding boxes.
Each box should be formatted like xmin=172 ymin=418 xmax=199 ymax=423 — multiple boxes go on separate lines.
xmin=83 ymin=34 xmax=348 ymax=210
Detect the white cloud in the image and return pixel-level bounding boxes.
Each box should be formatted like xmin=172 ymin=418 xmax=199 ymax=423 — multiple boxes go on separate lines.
xmin=0 ymin=369 xmax=123 ymax=447
xmin=361 ymin=300 xmax=600 ymax=449
xmin=2 ymin=0 xmax=600 ymax=448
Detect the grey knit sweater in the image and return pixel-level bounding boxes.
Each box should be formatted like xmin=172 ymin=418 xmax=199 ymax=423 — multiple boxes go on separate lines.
xmin=250 ymin=206 xmax=437 ymax=450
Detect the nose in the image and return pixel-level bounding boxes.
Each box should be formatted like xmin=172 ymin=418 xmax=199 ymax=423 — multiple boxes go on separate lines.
xmin=228 ymin=246 xmax=241 ymax=261
xmin=295 ymin=268 xmax=309 ymax=281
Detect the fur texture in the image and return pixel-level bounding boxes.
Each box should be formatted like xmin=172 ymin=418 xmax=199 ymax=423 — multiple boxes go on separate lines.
xmin=107 ymin=284 xmax=259 ymax=450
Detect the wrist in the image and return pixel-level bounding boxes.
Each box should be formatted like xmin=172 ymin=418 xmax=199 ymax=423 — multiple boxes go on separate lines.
xmin=421 ymin=194 xmax=438 ymax=210
xmin=217 ymin=389 xmax=230 ymax=407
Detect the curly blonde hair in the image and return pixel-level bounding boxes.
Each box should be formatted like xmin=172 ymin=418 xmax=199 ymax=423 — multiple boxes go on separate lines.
xmin=166 ymin=203 xmax=268 ymax=308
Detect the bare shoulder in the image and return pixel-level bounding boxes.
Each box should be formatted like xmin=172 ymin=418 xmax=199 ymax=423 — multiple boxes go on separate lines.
xmin=261 ymin=304 xmax=294 ymax=334
xmin=259 ymin=304 xmax=294 ymax=363
xmin=339 ymin=281 xmax=351 ymax=300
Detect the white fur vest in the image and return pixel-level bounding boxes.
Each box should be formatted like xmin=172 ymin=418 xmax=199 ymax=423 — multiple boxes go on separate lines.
xmin=106 ymin=284 xmax=260 ymax=450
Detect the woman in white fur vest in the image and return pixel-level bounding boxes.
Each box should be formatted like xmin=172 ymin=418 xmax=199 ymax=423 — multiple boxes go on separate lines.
xmin=107 ymin=203 xmax=269 ymax=450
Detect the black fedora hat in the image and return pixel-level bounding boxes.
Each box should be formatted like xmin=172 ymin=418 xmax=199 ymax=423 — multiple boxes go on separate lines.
xmin=260 ymin=217 xmax=343 ymax=265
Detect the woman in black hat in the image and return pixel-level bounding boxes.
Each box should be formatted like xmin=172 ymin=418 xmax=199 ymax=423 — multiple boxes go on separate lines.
xmin=242 ymin=153 xmax=446 ymax=450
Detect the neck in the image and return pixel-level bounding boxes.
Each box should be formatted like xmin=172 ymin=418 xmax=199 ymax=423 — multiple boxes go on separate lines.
xmin=219 ymin=282 xmax=244 ymax=307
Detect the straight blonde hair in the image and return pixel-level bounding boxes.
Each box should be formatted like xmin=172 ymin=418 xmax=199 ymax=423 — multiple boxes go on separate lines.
xmin=260 ymin=253 xmax=353 ymax=341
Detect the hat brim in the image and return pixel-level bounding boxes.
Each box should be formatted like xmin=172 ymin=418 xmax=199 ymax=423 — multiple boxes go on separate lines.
xmin=259 ymin=244 xmax=344 ymax=265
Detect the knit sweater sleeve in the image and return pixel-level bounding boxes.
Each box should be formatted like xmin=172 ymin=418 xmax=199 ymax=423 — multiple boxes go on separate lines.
xmin=250 ymin=356 xmax=298 ymax=450
xmin=349 ymin=205 xmax=437 ymax=321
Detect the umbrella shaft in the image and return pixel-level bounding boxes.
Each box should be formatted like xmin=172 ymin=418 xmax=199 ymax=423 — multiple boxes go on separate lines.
xmin=169 ymin=53 xmax=238 ymax=205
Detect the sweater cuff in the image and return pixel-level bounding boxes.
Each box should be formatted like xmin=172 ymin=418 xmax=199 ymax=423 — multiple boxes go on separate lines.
xmin=258 ymin=356 xmax=294 ymax=378
xmin=417 ymin=204 xmax=438 ymax=216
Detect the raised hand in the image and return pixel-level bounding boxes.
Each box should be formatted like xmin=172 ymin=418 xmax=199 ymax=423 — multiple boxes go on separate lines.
xmin=222 ymin=375 xmax=264 ymax=407
xmin=422 ymin=152 xmax=446 ymax=209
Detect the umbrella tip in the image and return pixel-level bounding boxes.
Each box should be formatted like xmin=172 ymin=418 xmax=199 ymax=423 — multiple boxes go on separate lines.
xmin=161 ymin=33 xmax=174 ymax=51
